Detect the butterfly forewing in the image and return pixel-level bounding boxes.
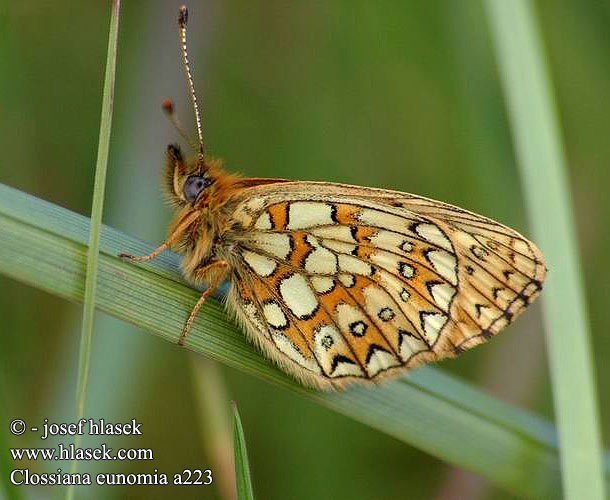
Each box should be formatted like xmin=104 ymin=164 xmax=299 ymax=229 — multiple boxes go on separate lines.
xmin=222 ymin=183 xmax=546 ymax=389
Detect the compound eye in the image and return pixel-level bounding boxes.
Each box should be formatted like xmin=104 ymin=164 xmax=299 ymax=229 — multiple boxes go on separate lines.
xmin=183 ymin=175 xmax=209 ymax=202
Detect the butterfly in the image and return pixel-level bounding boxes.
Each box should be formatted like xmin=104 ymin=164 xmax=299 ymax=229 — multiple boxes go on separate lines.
xmin=119 ymin=6 xmax=546 ymax=390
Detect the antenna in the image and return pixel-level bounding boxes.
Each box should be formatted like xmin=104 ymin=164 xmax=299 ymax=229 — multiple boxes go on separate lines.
xmin=162 ymin=98 xmax=198 ymax=151
xmin=178 ymin=6 xmax=205 ymax=159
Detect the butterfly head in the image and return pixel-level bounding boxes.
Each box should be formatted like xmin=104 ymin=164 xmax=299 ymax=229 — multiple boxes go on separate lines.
xmin=163 ymin=143 xmax=218 ymax=207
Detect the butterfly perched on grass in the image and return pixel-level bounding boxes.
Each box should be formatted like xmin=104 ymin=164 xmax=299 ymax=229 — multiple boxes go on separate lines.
xmin=120 ymin=6 xmax=546 ymax=390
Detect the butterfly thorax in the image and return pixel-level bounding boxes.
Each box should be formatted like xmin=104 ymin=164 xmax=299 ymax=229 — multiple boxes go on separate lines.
xmin=168 ymin=178 xmax=248 ymax=286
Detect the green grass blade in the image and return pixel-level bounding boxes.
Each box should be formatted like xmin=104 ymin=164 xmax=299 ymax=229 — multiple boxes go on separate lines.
xmin=74 ymin=0 xmax=120 ymax=418
xmin=1 ymin=183 xmax=609 ymax=497
xmin=484 ymin=2 xmax=606 ymax=498
xmin=67 ymin=2 xmax=121 ymax=499
xmin=232 ymin=402 xmax=255 ymax=500
xmin=190 ymin=357 xmax=236 ymax=500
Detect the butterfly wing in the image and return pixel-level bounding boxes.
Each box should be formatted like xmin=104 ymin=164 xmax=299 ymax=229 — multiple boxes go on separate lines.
xmin=221 ymin=182 xmax=546 ymax=389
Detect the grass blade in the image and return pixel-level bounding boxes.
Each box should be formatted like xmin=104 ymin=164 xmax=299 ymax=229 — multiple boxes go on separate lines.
xmin=484 ymin=1 xmax=606 ymax=498
xmin=67 ymin=1 xmax=120 ymax=499
xmin=232 ymin=402 xmax=255 ymax=500
xmin=2 ymin=183 xmax=609 ymax=497
xmin=190 ymin=357 xmax=236 ymax=500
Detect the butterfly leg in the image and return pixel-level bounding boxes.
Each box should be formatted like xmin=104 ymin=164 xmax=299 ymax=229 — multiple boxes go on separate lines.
xmin=178 ymin=260 xmax=229 ymax=346
xmin=118 ymin=242 xmax=169 ymax=262
xmin=118 ymin=210 xmax=201 ymax=261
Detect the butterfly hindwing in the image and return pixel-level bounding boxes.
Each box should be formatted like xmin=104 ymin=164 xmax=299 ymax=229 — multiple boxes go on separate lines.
xmin=223 ymin=183 xmax=546 ymax=389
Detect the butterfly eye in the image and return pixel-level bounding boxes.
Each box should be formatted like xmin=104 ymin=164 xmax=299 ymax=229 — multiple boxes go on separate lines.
xmin=183 ymin=175 xmax=210 ymax=202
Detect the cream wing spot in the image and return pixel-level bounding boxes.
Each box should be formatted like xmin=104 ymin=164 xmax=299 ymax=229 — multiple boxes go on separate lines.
xmin=263 ymin=301 xmax=289 ymax=330
xmin=398 ymin=329 xmax=428 ymax=361
xmin=304 ymin=246 xmax=338 ymax=274
xmin=398 ymin=262 xmax=415 ymax=279
xmin=254 ymin=211 xmax=272 ymax=230
xmin=412 ymin=223 xmax=453 ymax=251
xmin=366 ymin=346 xmax=400 ymax=376
xmin=320 ymin=239 xmax=357 ymax=255
xmin=425 ymin=249 xmax=458 ymax=285
xmin=312 ymin=225 xmax=357 ymax=243
xmin=279 ymin=274 xmax=318 ymax=318
xmin=311 ymin=276 xmax=335 ymax=294
xmin=320 ymin=334 xmax=334 ymax=350
xmin=357 ymin=208 xmax=414 ymax=233
xmin=378 ymin=307 xmax=395 ymax=322
xmin=338 ymin=254 xmax=373 ymax=276
xmin=427 ymin=282 xmax=456 ymax=311
xmin=338 ymin=273 xmax=356 ymax=288
xmin=420 ymin=312 xmax=448 ymax=344
xmin=349 ymin=321 xmax=368 ymax=337
xmin=287 ymin=202 xmax=334 ymax=229
xmin=249 ymin=232 xmax=292 ymax=259
xmin=330 ymin=357 xmax=363 ymax=377
xmin=242 ymin=250 xmax=277 ymax=277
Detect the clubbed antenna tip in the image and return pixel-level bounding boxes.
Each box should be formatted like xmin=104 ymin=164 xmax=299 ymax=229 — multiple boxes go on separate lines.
xmin=162 ymin=98 xmax=174 ymax=114
xmin=179 ymin=5 xmax=188 ymax=25
xmin=162 ymin=97 xmax=198 ymax=151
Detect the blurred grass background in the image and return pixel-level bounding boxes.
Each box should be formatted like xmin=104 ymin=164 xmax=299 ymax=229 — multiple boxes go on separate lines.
xmin=1 ymin=1 xmax=608 ymax=499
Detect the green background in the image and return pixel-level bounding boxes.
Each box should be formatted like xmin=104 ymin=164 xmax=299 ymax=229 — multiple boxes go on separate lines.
xmin=1 ymin=1 xmax=608 ymax=498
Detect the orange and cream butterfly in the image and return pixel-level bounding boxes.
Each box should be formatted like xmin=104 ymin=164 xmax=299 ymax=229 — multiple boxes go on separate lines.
xmin=120 ymin=6 xmax=546 ymax=390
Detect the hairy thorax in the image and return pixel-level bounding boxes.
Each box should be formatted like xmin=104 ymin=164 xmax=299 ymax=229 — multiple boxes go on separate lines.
xmin=170 ymin=195 xmax=242 ymax=286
